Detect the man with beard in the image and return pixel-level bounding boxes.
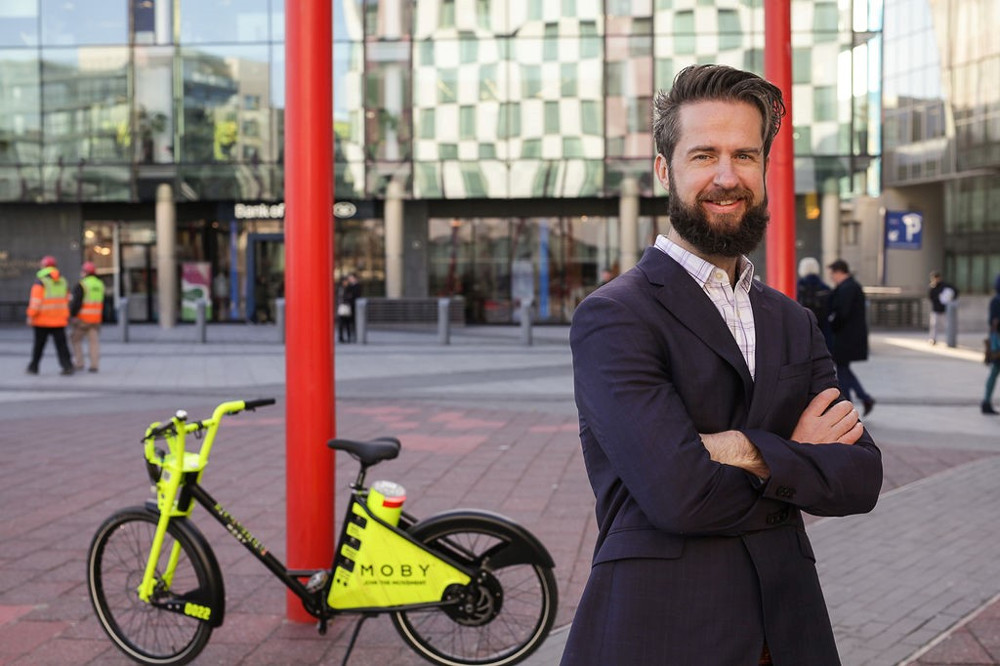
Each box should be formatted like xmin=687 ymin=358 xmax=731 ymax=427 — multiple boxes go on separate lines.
xmin=561 ymin=65 xmax=883 ymax=665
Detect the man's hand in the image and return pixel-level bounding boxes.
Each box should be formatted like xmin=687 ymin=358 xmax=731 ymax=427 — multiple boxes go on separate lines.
xmin=790 ymin=387 xmax=863 ymax=445
xmin=701 ymin=431 xmax=770 ymax=479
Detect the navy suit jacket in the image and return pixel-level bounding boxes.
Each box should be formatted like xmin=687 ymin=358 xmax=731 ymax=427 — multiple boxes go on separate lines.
xmin=562 ymin=248 xmax=882 ymax=665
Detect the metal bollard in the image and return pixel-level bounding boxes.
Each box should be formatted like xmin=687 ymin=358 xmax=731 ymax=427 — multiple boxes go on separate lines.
xmin=275 ymin=298 xmax=285 ymax=344
xmin=520 ymin=299 xmax=533 ymax=347
xmin=195 ymin=299 xmax=208 ymax=343
xmin=118 ymin=298 xmax=129 ymax=343
xmin=945 ymin=300 xmax=958 ymax=348
xmin=356 ymin=298 xmax=368 ymax=345
xmin=438 ymin=298 xmax=451 ymax=345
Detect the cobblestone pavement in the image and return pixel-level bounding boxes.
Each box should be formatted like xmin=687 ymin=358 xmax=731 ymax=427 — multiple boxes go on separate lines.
xmin=0 ymin=322 xmax=997 ymax=665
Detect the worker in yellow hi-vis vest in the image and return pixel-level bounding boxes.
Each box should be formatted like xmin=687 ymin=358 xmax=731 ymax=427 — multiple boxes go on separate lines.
xmin=70 ymin=261 xmax=106 ymax=373
xmin=26 ymin=255 xmax=74 ymax=375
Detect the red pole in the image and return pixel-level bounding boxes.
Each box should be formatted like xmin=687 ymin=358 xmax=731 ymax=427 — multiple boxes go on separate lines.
xmin=765 ymin=0 xmax=796 ymax=298
xmin=285 ymin=0 xmax=334 ymax=622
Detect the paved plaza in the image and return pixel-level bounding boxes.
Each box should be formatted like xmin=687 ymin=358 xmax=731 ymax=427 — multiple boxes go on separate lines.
xmin=0 ymin=320 xmax=998 ymax=665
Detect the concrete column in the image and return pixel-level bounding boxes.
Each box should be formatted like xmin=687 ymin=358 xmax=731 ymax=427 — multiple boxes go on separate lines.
xmin=619 ymin=177 xmax=639 ymax=273
xmin=156 ymin=183 xmax=177 ymax=328
xmin=385 ymin=179 xmax=404 ymax=298
xmin=821 ymin=178 xmax=840 ymax=270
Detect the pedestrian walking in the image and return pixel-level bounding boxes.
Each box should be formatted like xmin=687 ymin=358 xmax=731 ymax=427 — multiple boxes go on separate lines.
xmin=797 ymin=256 xmax=832 ymax=350
xmin=827 ymin=258 xmax=876 ymax=416
xmin=982 ymin=272 xmax=1000 ymax=415
xmin=563 ymin=64 xmax=882 ymax=666
xmin=25 ymin=255 xmax=74 ymax=376
xmin=336 ymin=274 xmax=360 ymax=343
xmin=70 ymin=261 xmax=105 ymax=372
xmin=927 ymin=270 xmax=958 ymax=345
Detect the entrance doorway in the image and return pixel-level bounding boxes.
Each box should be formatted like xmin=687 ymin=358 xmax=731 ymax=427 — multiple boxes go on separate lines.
xmin=246 ymin=233 xmax=284 ymax=323
xmin=121 ymin=243 xmax=157 ymax=322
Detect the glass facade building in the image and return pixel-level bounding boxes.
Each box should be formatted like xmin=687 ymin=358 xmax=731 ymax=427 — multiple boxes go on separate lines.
xmin=882 ymin=0 xmax=1000 ymax=295
xmin=23 ymin=0 xmax=998 ymax=325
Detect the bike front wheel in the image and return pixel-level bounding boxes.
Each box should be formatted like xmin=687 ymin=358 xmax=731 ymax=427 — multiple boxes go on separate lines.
xmin=87 ymin=507 xmax=215 ymax=665
xmin=392 ymin=516 xmax=558 ymax=666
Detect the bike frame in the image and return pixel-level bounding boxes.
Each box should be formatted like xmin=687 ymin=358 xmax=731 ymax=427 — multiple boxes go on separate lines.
xmin=139 ymin=402 xmax=476 ymax=625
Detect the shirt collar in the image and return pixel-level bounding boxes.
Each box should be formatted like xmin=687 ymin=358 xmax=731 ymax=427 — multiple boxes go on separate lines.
xmin=654 ymin=234 xmax=755 ymax=293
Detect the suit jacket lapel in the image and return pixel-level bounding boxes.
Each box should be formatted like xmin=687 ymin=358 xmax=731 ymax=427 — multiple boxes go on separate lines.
xmin=747 ymin=283 xmax=780 ymax=424
xmin=636 ymin=248 xmax=754 ymax=402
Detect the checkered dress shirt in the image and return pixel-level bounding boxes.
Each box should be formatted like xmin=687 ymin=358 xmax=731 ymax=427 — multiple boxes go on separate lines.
xmin=654 ymin=235 xmax=757 ymax=380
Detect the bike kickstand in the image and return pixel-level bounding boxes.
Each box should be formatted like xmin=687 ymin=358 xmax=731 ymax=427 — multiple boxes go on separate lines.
xmin=341 ymin=612 xmax=376 ymax=666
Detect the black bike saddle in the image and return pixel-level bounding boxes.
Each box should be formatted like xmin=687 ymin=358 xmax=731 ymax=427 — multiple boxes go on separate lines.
xmin=327 ymin=436 xmax=401 ymax=465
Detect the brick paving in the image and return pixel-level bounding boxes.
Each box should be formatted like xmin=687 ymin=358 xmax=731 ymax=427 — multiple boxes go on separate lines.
xmin=0 ymin=323 xmax=998 ymax=665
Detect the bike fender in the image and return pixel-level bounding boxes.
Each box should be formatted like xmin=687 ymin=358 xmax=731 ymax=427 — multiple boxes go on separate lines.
xmin=407 ymin=509 xmax=556 ymax=569
xmin=142 ymin=503 xmax=227 ymax=628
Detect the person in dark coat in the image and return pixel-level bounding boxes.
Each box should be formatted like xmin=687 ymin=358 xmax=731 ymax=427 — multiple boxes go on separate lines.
xmin=982 ymin=272 xmax=1000 ymax=414
xmin=827 ymin=259 xmax=875 ymax=415
xmin=797 ymin=256 xmax=832 ymax=351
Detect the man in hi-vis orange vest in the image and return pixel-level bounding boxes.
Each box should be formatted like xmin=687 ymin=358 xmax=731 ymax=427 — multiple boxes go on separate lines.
xmin=26 ymin=255 xmax=74 ymax=375
xmin=70 ymin=261 xmax=105 ymax=372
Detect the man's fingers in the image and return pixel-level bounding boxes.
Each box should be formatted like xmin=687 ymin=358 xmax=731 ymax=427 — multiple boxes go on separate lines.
xmin=838 ymin=421 xmax=864 ymax=445
xmin=803 ymin=387 xmax=841 ymax=417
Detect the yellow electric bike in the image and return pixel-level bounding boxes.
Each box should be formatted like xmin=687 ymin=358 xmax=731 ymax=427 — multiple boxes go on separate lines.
xmin=86 ymin=399 xmax=557 ymax=665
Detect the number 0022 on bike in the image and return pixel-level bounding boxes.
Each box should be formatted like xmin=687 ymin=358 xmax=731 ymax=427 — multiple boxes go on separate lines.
xmin=86 ymin=399 xmax=558 ymax=666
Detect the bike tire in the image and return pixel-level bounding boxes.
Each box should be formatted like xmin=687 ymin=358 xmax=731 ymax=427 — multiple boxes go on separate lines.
xmin=87 ymin=507 xmax=215 ymax=665
xmin=391 ymin=516 xmax=558 ymax=666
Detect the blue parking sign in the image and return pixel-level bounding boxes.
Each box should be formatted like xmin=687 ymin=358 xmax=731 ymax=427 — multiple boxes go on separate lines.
xmin=885 ymin=211 xmax=923 ymax=250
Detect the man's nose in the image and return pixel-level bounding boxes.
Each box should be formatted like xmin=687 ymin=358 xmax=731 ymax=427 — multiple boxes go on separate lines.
xmin=713 ymin=159 xmax=739 ymax=188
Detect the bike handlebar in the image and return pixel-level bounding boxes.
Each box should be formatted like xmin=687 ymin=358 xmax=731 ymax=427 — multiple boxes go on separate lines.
xmin=244 ymin=398 xmax=276 ymax=411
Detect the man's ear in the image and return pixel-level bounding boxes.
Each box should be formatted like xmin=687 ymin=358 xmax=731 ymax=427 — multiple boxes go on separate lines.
xmin=654 ymin=153 xmax=670 ymax=191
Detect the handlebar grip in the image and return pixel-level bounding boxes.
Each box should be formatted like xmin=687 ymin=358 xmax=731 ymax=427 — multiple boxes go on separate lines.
xmin=244 ymin=398 xmax=276 ymax=411
xmin=145 ymin=422 xmax=175 ymax=440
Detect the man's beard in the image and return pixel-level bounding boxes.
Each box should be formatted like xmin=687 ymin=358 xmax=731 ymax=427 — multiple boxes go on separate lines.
xmin=667 ymin=181 xmax=770 ymax=258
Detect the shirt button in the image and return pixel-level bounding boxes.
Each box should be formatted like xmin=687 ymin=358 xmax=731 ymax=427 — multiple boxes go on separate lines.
xmin=715 ymin=271 xmax=724 ymax=280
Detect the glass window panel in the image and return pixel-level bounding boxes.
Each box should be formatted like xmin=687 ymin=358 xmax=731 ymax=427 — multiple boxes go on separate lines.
xmin=0 ymin=50 xmax=41 ymax=164
xmin=544 ymin=101 xmax=559 ymax=133
xmin=45 ymin=163 xmax=131 ymax=201
xmin=41 ymin=47 xmax=129 ymax=164
xmin=560 ymin=62 xmax=577 ymax=96
xmin=178 ymin=45 xmax=273 ymax=164
xmin=272 ymin=0 xmax=285 ymax=42
xmin=0 ymin=1 xmax=39 ymax=47
xmin=364 ymin=0 xmax=411 ymax=40
xmin=364 ymin=41 xmax=411 ymax=161
xmin=563 ymin=137 xmax=583 ymax=157
xmin=178 ymin=0 xmax=270 ymax=43
xmin=813 ymin=85 xmax=837 ymax=122
xmin=0 ymin=166 xmax=41 ymax=201
xmin=334 ymin=0 xmax=362 ymax=41
xmin=438 ymin=68 xmax=457 ymax=104
xmin=459 ymin=106 xmax=475 ymax=140
xmin=673 ymin=11 xmax=695 ymax=55
xmin=792 ymin=47 xmax=811 ymax=84
xmin=812 ymin=2 xmax=840 ymax=36
xmin=417 ymin=108 xmax=435 ymax=140
xmin=460 ymin=39 xmax=478 ymax=64
xmin=133 ymin=47 xmax=174 ymax=164
xmin=522 ymin=64 xmax=543 ymax=98
xmin=40 ymin=0 xmax=126 ymax=46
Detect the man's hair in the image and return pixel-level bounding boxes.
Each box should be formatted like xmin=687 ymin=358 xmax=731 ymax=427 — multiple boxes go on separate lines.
xmin=652 ymin=64 xmax=786 ymax=165
xmin=828 ymin=259 xmax=850 ymax=274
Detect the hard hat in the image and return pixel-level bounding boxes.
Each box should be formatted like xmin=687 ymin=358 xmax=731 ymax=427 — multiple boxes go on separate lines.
xmin=40 ymin=255 xmax=57 ymax=268
xmin=82 ymin=261 xmax=97 ymax=275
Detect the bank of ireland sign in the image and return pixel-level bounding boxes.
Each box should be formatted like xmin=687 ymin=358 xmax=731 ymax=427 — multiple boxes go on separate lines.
xmin=885 ymin=211 xmax=923 ymax=250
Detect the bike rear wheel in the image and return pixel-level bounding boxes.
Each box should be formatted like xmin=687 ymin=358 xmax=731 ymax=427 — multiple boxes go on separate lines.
xmin=391 ymin=517 xmax=558 ymax=666
xmin=87 ymin=508 xmax=214 ymax=665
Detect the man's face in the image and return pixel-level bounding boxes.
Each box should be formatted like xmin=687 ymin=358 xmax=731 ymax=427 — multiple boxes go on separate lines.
xmin=655 ymin=100 xmax=769 ymax=257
